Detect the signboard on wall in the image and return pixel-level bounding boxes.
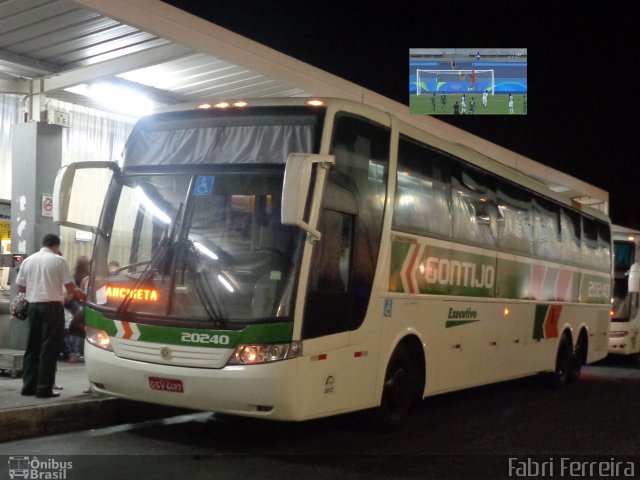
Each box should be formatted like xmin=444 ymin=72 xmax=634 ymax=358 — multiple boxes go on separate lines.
xmin=0 ymin=221 xmax=9 ymax=240
xmin=41 ymin=193 xmax=53 ymax=217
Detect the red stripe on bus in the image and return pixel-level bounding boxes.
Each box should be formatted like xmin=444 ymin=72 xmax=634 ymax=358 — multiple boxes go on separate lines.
xmin=122 ymin=321 xmax=133 ymax=340
xmin=545 ymin=304 xmax=562 ymax=339
xmin=405 ymin=245 xmax=421 ymax=294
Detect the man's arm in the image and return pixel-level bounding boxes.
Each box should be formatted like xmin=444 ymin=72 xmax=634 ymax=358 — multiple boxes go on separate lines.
xmin=64 ymin=281 xmax=86 ymax=301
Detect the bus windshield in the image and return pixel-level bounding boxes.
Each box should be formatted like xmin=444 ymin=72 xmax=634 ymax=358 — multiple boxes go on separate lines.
xmin=90 ymin=167 xmax=301 ymax=328
xmin=612 ymin=240 xmax=636 ymax=320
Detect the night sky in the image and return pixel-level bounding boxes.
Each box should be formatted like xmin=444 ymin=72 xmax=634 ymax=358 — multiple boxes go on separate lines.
xmin=163 ymin=1 xmax=637 ymax=229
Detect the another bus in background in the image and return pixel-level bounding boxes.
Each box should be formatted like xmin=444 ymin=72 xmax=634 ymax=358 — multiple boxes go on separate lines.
xmin=609 ymin=225 xmax=640 ymax=359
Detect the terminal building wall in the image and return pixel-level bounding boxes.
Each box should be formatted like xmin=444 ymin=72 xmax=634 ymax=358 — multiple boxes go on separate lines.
xmin=0 ymin=95 xmax=134 ymax=269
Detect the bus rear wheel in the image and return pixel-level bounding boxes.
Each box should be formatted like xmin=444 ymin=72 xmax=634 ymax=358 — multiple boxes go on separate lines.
xmin=568 ymin=331 xmax=587 ymax=384
xmin=551 ymin=334 xmax=574 ymax=387
xmin=369 ymin=344 xmax=419 ymax=431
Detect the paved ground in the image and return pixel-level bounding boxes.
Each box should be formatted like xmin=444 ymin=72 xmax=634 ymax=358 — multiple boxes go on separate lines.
xmin=0 ymin=293 xmax=187 ymax=443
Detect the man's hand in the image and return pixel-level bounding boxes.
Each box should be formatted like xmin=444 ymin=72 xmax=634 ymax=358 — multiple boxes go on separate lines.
xmin=73 ymin=289 xmax=87 ymax=302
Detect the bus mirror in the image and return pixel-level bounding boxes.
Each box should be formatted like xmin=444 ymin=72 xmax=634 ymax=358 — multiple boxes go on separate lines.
xmin=53 ymin=161 xmax=119 ymax=231
xmin=629 ymin=263 xmax=640 ymax=293
xmin=281 ymin=153 xmax=335 ymax=241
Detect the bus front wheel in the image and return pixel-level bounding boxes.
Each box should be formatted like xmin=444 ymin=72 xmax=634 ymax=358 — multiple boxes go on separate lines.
xmin=369 ymin=344 xmax=419 ymax=431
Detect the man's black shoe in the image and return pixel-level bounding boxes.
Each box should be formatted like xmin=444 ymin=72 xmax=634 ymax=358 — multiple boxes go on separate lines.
xmin=21 ymin=388 xmax=36 ymax=396
xmin=35 ymin=391 xmax=61 ymax=398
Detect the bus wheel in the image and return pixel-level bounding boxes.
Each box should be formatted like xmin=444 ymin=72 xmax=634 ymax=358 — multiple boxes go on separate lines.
xmin=568 ymin=331 xmax=588 ymax=384
xmin=369 ymin=344 xmax=418 ymax=431
xmin=551 ymin=334 xmax=573 ymax=387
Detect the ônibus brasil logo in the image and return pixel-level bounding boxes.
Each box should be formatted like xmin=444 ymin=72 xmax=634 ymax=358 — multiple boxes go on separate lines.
xmin=7 ymin=456 xmax=73 ymax=479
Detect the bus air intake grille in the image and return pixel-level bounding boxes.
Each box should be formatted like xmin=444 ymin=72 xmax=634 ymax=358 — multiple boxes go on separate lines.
xmin=110 ymin=338 xmax=231 ymax=368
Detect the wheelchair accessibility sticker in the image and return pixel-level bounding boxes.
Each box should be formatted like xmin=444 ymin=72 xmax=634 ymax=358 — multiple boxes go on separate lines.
xmin=193 ymin=176 xmax=214 ymax=196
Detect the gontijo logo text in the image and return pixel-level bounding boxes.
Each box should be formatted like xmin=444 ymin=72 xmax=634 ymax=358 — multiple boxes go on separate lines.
xmin=423 ymin=257 xmax=495 ymax=289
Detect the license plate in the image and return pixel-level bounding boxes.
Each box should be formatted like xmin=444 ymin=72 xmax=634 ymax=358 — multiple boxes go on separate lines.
xmin=148 ymin=376 xmax=184 ymax=393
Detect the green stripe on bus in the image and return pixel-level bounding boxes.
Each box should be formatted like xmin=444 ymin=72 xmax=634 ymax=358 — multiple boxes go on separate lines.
xmin=389 ymin=241 xmax=412 ymax=293
xmin=532 ymin=304 xmax=549 ymax=340
xmin=445 ymin=320 xmax=480 ymax=328
xmin=85 ymin=307 xmax=294 ymax=348
xmin=388 ymin=237 xmax=610 ymax=304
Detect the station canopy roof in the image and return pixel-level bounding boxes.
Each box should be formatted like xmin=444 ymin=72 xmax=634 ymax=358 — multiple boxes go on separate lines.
xmin=0 ymin=0 xmax=608 ymax=211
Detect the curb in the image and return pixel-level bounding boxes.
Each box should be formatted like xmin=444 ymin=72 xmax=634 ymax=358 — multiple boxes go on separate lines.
xmin=0 ymin=396 xmax=191 ymax=443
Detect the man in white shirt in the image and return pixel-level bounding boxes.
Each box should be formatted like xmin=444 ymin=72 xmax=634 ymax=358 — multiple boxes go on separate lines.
xmin=508 ymin=94 xmax=514 ymax=114
xmin=16 ymin=234 xmax=84 ymax=398
xmin=461 ymin=95 xmax=467 ymax=114
xmin=482 ymin=90 xmax=489 ymax=108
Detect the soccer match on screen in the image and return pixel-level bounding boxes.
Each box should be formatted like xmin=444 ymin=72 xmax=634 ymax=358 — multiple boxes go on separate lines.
xmin=409 ymin=48 xmax=527 ymax=115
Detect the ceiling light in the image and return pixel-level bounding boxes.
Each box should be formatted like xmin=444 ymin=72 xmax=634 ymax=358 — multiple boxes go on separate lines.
xmin=65 ymin=83 xmax=153 ymax=117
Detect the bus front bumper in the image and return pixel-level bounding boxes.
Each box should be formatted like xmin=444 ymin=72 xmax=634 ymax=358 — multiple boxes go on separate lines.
xmin=85 ymin=343 xmax=301 ymax=420
xmin=608 ymin=326 xmax=639 ymax=355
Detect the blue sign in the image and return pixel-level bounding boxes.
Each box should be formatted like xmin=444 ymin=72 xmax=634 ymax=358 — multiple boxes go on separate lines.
xmin=193 ymin=176 xmax=214 ymax=196
xmin=384 ymin=299 xmax=393 ymax=317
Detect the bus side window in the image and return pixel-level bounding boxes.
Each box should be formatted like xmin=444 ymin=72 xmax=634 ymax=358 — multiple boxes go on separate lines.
xmin=560 ymin=209 xmax=581 ymax=264
xmin=532 ymin=198 xmax=560 ymax=259
xmin=581 ymin=217 xmax=599 ymax=269
xmin=452 ymin=167 xmax=497 ymax=247
xmin=393 ymin=135 xmax=452 ymax=238
xmin=496 ymin=180 xmax=532 ymax=254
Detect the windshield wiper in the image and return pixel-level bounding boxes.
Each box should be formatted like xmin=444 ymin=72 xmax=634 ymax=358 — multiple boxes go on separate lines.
xmin=181 ymin=239 xmax=227 ymax=329
xmin=114 ymin=237 xmax=171 ymax=319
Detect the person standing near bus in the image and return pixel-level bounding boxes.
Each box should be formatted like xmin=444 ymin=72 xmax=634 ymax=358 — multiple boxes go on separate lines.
xmin=16 ymin=234 xmax=85 ymax=398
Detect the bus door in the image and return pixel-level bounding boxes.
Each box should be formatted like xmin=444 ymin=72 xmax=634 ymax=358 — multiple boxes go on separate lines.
xmin=296 ymin=113 xmax=390 ymax=416
xmin=303 ymin=180 xmax=357 ymax=340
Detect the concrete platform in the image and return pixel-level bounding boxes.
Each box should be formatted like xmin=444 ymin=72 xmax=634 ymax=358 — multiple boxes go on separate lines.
xmin=0 ymin=308 xmax=190 ymax=443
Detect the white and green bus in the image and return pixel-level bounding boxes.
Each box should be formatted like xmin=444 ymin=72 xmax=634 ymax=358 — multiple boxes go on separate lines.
xmin=609 ymin=225 xmax=640 ymax=358
xmin=54 ymin=97 xmax=611 ymax=428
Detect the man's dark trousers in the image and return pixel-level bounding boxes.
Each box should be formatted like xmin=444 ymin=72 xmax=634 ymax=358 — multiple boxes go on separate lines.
xmin=22 ymin=302 xmax=64 ymax=395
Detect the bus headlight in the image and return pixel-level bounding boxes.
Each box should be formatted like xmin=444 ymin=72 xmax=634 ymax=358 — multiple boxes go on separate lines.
xmin=609 ymin=330 xmax=629 ymax=338
xmin=86 ymin=326 xmax=113 ymax=351
xmin=228 ymin=341 xmax=302 ymax=365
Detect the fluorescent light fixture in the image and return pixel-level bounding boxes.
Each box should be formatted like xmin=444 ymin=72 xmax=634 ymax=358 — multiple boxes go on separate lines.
xmin=193 ymin=241 xmax=219 ymax=260
xmin=217 ymin=274 xmax=234 ymax=293
xmin=75 ymin=230 xmax=93 ymax=242
xmin=65 ymin=83 xmax=153 ymax=117
xmin=134 ymin=186 xmax=172 ymax=224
